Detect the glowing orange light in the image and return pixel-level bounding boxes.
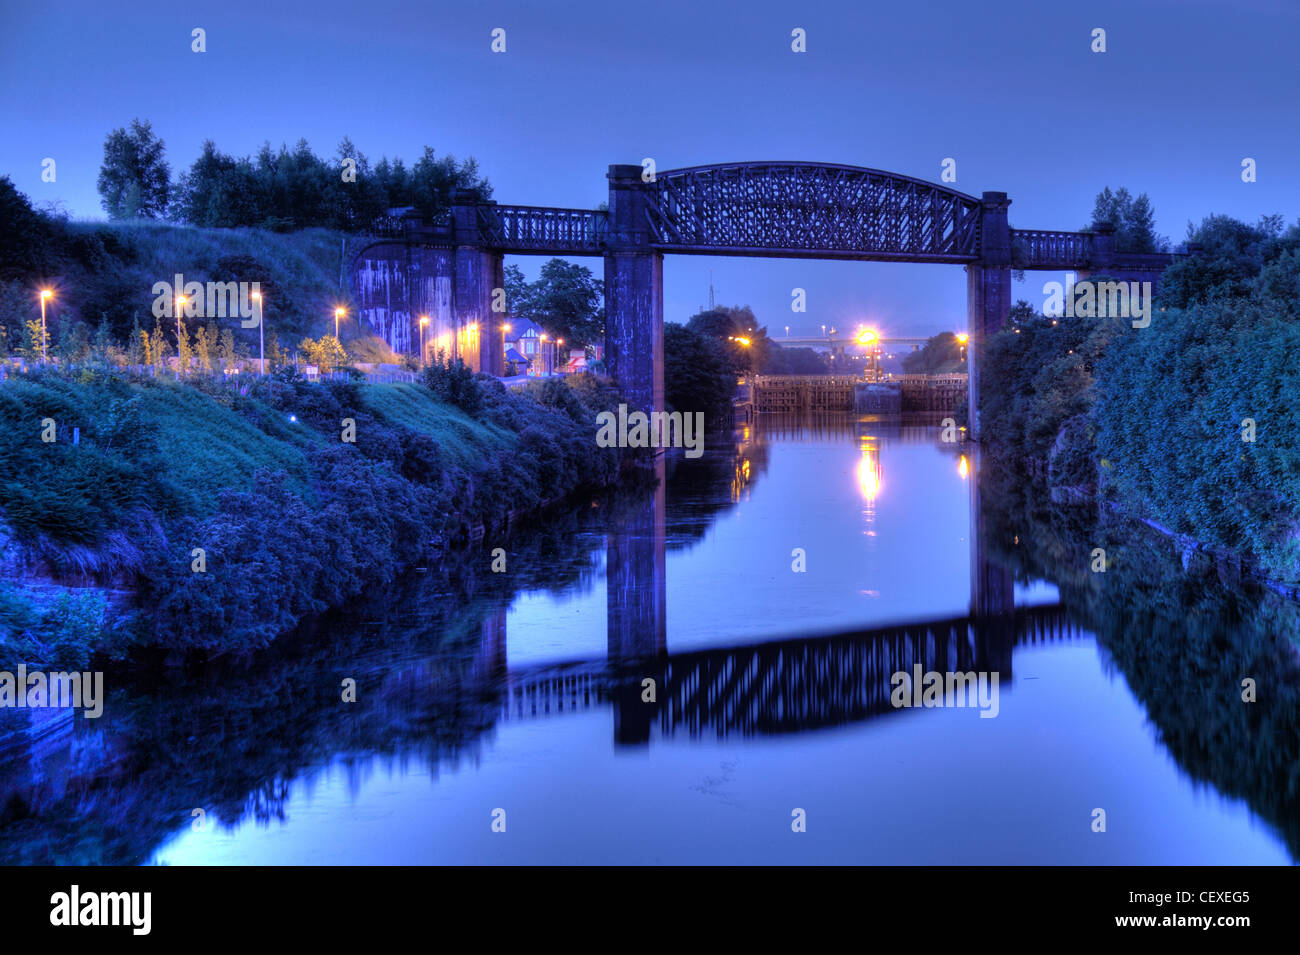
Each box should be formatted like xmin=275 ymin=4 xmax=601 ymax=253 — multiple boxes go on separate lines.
xmin=857 ymin=450 xmax=882 ymax=501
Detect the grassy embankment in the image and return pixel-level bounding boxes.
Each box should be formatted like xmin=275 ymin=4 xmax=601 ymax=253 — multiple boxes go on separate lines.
xmin=0 ymin=367 xmax=626 ymax=670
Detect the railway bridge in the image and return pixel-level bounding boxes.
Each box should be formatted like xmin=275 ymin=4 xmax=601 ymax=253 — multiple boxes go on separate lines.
xmin=351 ymin=161 xmax=1182 ymax=434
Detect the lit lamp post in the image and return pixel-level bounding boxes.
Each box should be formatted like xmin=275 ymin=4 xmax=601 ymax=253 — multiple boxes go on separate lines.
xmin=556 ymin=338 xmax=564 ymax=374
xmin=252 ymin=291 xmax=265 ymax=375
xmin=729 ymin=335 xmax=753 ymax=377
xmin=38 ymin=289 xmax=53 ymax=363
xmin=957 ymin=333 xmax=968 ymax=364
xmin=419 ymin=316 xmax=428 ymax=365
xmin=174 ymin=293 xmax=187 ymax=380
xmin=335 ymin=307 xmax=344 ymax=339
xmin=539 ymin=333 xmax=548 ymax=375
xmin=856 ymin=328 xmax=878 ymax=380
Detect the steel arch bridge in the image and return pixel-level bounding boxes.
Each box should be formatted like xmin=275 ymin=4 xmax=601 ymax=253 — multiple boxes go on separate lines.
xmin=642 ymin=162 xmax=983 ymax=263
xmin=350 ymin=159 xmax=1183 ymax=432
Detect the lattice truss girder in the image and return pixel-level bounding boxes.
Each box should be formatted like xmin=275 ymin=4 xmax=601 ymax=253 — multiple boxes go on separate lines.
xmin=646 ymin=163 xmax=982 ymax=260
xmin=478 ymin=205 xmax=606 ymax=252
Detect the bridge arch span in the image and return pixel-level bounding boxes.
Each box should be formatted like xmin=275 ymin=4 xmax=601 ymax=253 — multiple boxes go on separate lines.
xmin=645 ymin=161 xmax=983 ymax=263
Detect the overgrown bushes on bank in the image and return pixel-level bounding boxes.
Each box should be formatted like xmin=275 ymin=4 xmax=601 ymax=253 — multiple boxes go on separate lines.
xmin=979 ymin=213 xmax=1300 ymax=583
xmin=0 ymin=363 xmax=627 ymax=663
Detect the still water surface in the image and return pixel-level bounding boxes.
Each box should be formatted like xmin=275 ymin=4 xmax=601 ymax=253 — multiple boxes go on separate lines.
xmin=2 ymin=414 xmax=1294 ymax=864
xmin=144 ymin=415 xmax=1295 ymax=864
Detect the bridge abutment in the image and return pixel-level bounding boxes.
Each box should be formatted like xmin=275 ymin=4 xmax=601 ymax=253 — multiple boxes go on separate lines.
xmin=604 ymin=165 xmax=664 ymax=417
xmin=450 ymin=192 xmax=505 ymax=375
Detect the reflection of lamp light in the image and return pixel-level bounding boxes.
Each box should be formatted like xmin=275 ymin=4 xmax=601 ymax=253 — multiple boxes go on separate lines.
xmin=958 ymin=454 xmax=969 ymax=479
xmin=857 ymin=450 xmax=882 ymax=501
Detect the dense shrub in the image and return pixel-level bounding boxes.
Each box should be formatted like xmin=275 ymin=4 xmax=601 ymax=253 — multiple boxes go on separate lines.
xmin=1 ymin=361 xmax=632 ymax=657
xmin=982 ymin=213 xmax=1300 ymax=582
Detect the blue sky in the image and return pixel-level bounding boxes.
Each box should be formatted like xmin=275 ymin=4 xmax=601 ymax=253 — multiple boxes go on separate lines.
xmin=2 ymin=0 xmax=1297 ymax=337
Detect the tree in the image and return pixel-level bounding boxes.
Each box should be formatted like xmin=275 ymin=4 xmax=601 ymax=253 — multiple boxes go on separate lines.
xmin=98 ymin=119 xmax=171 ymax=219
xmin=176 ymin=321 xmax=194 ymax=375
xmin=301 ymin=335 xmax=346 ymax=372
xmin=664 ymin=322 xmax=734 ymax=419
xmin=128 ymin=317 xmax=147 ymax=367
xmin=150 ymin=317 xmax=170 ymax=370
xmin=1157 ymin=214 xmax=1299 ymax=309
xmin=509 ymin=259 xmax=604 ymax=347
xmin=1086 ymin=186 xmax=1167 ymax=253
xmin=902 ymin=331 xmax=966 ymax=374
xmin=762 ymin=345 xmax=830 ymax=374
xmin=408 ymin=147 xmax=492 ymax=221
xmin=0 ymin=176 xmax=56 ymax=280
xmin=195 ymin=325 xmax=216 ymax=373
xmin=1009 ymin=300 xmax=1039 ymax=327
xmin=686 ymin=305 xmax=771 ymax=375
xmin=219 ymin=328 xmax=237 ymax=368
xmin=20 ymin=319 xmax=46 ymax=364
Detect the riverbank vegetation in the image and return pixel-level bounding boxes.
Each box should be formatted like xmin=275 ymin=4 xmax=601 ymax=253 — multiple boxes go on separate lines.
xmin=0 ymin=362 xmax=627 ymax=670
xmin=981 ymin=208 xmax=1300 ymax=583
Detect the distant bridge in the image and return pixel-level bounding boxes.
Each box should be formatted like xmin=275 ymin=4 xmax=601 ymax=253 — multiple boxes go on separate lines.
xmin=749 ymin=374 xmax=966 ymax=413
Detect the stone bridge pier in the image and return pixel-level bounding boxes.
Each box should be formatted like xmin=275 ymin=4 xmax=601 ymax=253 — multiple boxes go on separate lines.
xmin=965 ymin=192 xmax=1012 ymax=439
xmin=603 ymin=165 xmax=664 ymax=419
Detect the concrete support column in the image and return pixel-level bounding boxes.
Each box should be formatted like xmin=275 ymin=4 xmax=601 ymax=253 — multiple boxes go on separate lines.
xmin=965 ymin=191 xmax=1012 ymax=439
xmin=604 ymin=164 xmax=664 ymax=417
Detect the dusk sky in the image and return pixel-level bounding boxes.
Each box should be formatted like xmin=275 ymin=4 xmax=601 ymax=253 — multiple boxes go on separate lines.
xmin=3 ymin=0 xmax=1298 ymax=338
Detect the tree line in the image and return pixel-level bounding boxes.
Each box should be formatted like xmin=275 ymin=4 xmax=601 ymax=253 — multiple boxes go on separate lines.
xmin=98 ymin=118 xmax=492 ymax=230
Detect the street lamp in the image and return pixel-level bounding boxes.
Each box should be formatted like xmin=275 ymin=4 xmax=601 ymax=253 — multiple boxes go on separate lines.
xmin=174 ymin=293 xmax=187 ymax=379
xmin=419 ymin=315 xmax=429 ymax=365
xmin=820 ymin=324 xmax=826 ymax=337
xmin=334 ymin=307 xmax=345 ymax=339
xmin=956 ymin=332 xmax=968 ymax=364
xmin=252 ymin=291 xmax=265 ymax=375
xmin=38 ymin=289 xmax=52 ymax=363
xmin=856 ymin=328 xmax=879 ymax=380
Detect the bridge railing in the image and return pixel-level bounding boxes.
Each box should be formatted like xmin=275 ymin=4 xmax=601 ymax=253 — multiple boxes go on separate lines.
xmin=1010 ymin=229 xmax=1093 ymax=269
xmin=1010 ymin=230 xmax=1182 ymax=272
xmin=477 ymin=204 xmax=608 ymax=253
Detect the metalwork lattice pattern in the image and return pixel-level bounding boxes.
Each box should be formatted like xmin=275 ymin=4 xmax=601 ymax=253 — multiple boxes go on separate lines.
xmin=477 ymin=204 xmax=607 ymax=253
xmin=645 ymin=162 xmax=983 ymax=262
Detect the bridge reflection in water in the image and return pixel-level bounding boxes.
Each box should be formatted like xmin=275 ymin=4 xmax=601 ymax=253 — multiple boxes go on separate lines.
xmin=469 ymin=422 xmax=1072 ymax=745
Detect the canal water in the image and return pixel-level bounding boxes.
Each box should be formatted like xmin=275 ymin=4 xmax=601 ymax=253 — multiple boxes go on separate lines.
xmin=3 ymin=414 xmax=1296 ymax=864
